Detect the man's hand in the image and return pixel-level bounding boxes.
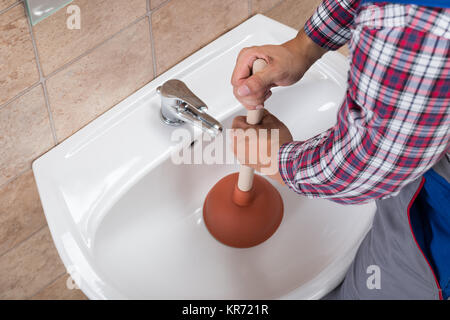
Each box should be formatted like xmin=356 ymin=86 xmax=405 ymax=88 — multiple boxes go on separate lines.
xmin=231 ymin=110 xmax=293 ymax=184
xmin=231 ymin=29 xmax=327 ymax=110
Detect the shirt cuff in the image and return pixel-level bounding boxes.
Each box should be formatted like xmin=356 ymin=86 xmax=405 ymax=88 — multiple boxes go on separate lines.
xmin=278 ymin=141 xmax=306 ymax=191
xmin=304 ymin=0 xmax=359 ymax=50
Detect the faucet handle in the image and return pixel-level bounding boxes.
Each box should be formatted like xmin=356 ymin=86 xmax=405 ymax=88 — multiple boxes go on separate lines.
xmin=157 ymin=79 xmax=207 ymax=111
xmin=157 ymin=79 xmax=222 ymax=136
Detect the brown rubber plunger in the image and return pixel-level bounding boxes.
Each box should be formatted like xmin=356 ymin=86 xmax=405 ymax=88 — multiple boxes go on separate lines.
xmin=203 ymin=59 xmax=283 ymax=248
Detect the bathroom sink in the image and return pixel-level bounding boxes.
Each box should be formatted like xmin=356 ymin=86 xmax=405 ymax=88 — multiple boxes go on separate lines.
xmin=33 ymin=15 xmax=375 ymax=299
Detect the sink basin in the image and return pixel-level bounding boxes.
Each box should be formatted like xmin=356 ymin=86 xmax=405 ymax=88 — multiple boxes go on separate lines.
xmin=33 ymin=14 xmax=375 ymax=300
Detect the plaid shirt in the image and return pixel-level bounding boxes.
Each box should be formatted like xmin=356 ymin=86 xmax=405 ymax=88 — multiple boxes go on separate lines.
xmin=279 ymin=0 xmax=450 ymax=204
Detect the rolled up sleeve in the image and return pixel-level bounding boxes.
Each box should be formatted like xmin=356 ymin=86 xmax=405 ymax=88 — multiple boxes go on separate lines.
xmin=279 ymin=3 xmax=450 ymax=204
xmin=304 ymin=0 xmax=361 ymax=50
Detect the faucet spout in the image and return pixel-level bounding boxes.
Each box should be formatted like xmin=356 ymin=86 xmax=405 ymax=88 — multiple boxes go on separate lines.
xmin=157 ymin=80 xmax=223 ymax=136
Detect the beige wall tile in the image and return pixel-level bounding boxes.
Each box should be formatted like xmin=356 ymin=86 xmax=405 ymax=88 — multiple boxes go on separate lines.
xmin=267 ymin=1 xmax=349 ymax=55
xmin=0 ymin=85 xmax=54 ymax=186
xmin=0 ymin=226 xmax=65 ymax=299
xmin=33 ymin=0 xmax=147 ymax=75
xmin=150 ymin=0 xmax=168 ymax=10
xmin=152 ymin=0 xmax=249 ymax=75
xmin=31 ymin=274 xmax=88 ymax=300
xmin=252 ymin=0 xmax=281 ymax=14
xmin=266 ymin=0 xmax=322 ymax=30
xmin=0 ymin=0 xmax=16 ymax=12
xmin=0 ymin=4 xmax=39 ymax=106
xmin=0 ymin=170 xmax=46 ymax=256
xmin=47 ymin=18 xmax=154 ymax=142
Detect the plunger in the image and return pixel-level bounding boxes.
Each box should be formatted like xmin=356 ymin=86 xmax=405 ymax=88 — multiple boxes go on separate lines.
xmin=203 ymin=59 xmax=283 ymax=248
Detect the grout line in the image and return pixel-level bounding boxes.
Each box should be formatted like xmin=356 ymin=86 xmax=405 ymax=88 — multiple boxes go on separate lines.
xmin=1 ymin=6 xmax=156 ymax=112
xmin=24 ymin=7 xmax=59 ymax=145
xmin=41 ymin=81 xmax=59 ymax=143
xmin=27 ymin=271 xmax=67 ymax=300
xmin=0 ymin=81 xmax=41 ymax=111
xmin=0 ymin=224 xmax=47 ymax=260
xmin=0 ymin=0 xmax=21 ymax=16
xmin=150 ymin=0 xmax=171 ymax=12
xmin=45 ymin=13 xmax=148 ymax=79
xmin=266 ymin=0 xmax=285 ymax=13
xmin=0 ymin=167 xmax=31 ymax=191
xmin=146 ymin=0 xmax=171 ymax=78
xmin=147 ymin=12 xmax=158 ymax=78
xmin=0 ymin=0 xmax=171 ymax=190
xmin=0 ymin=1 xmax=38 ymax=111
xmin=248 ymin=0 xmax=286 ymax=17
xmin=1 ymin=10 xmax=151 ymax=191
xmin=2 ymin=0 xmax=165 ymax=300
xmin=23 ymin=3 xmax=57 ymax=144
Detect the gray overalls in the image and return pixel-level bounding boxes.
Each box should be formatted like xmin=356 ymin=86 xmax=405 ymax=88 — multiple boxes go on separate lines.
xmin=325 ymin=155 xmax=449 ymax=300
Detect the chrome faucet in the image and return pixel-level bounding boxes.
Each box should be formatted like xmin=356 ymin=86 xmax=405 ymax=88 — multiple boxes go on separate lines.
xmin=157 ymin=80 xmax=223 ymax=136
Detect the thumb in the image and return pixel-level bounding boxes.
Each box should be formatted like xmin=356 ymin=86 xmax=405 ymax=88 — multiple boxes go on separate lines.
xmin=237 ymin=68 xmax=275 ymax=97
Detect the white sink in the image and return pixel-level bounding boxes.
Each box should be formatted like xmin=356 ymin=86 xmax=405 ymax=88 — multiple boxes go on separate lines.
xmin=33 ymin=15 xmax=375 ymax=300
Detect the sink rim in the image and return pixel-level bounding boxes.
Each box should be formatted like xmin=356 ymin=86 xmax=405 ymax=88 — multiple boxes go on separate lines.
xmin=92 ymin=146 xmax=375 ymax=299
xmin=32 ymin=14 xmax=368 ymax=300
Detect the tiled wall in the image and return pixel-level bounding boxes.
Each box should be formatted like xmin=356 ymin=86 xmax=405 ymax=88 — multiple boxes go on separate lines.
xmin=0 ymin=0 xmax=337 ymax=299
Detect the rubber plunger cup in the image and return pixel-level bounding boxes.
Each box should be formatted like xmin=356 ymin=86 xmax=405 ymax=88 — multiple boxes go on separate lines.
xmin=203 ymin=59 xmax=283 ymax=248
xmin=203 ymin=173 xmax=283 ymax=248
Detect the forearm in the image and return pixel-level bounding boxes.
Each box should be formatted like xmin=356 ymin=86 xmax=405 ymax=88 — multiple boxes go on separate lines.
xmin=278 ymin=0 xmax=360 ymax=84
xmin=281 ymin=28 xmax=328 ymax=75
xmin=277 ymin=1 xmax=450 ymax=204
xmin=304 ymin=0 xmax=360 ymax=50
xmin=278 ymin=88 xmax=450 ymax=204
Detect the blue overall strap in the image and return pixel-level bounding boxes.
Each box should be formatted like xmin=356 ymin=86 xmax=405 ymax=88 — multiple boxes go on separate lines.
xmin=410 ymin=168 xmax=450 ymax=299
xmin=361 ymin=0 xmax=450 ymax=8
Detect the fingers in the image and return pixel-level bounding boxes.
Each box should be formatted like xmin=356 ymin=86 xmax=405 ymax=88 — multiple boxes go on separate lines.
xmin=231 ymin=109 xmax=273 ymax=130
xmin=231 ymin=47 xmax=276 ymax=110
xmin=231 ymin=115 xmax=251 ymax=130
xmin=233 ymin=85 xmax=267 ymax=110
xmin=231 ymin=48 xmax=254 ymax=87
xmin=230 ymin=110 xmax=281 ymax=173
xmin=232 ymin=86 xmax=273 ymax=110
xmin=237 ymin=72 xmax=276 ymax=109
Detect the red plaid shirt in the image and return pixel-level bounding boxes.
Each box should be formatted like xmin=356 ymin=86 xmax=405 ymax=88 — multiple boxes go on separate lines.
xmin=279 ymin=0 xmax=450 ymax=204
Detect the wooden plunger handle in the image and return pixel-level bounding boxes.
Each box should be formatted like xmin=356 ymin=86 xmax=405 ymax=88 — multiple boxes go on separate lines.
xmin=237 ymin=58 xmax=268 ymax=192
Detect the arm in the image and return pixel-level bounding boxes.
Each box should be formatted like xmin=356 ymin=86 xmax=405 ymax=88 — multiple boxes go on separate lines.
xmin=230 ymin=0 xmax=360 ymax=110
xmin=231 ymin=0 xmax=360 ymax=109
xmin=279 ymin=2 xmax=450 ymax=204
xmin=230 ymin=29 xmax=326 ymax=110
xmin=304 ymin=0 xmax=360 ymax=50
